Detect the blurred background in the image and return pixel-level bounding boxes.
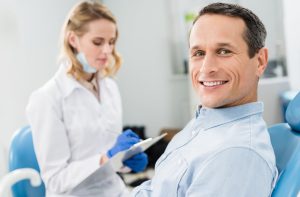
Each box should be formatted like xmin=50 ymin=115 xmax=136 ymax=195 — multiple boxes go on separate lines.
xmin=0 ymin=0 xmax=299 ymax=187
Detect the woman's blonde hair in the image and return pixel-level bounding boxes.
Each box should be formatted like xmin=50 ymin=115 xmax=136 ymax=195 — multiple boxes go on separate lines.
xmin=60 ymin=0 xmax=121 ymax=79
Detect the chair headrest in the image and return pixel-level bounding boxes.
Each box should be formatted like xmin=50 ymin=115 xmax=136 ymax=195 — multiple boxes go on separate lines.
xmin=286 ymin=91 xmax=300 ymax=132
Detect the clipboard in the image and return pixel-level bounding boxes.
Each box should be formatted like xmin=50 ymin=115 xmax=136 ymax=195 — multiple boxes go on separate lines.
xmin=69 ymin=133 xmax=167 ymax=194
xmin=109 ymin=133 xmax=167 ymax=172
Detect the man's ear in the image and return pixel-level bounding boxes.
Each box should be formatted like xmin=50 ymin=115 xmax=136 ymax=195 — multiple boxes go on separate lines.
xmin=256 ymin=47 xmax=268 ymax=77
xmin=68 ymin=31 xmax=78 ymax=50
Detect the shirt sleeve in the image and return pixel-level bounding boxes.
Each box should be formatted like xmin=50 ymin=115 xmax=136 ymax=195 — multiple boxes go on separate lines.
xmin=26 ymin=89 xmax=103 ymax=194
xmin=186 ymin=147 xmax=275 ymax=197
xmin=131 ymin=179 xmax=153 ymax=197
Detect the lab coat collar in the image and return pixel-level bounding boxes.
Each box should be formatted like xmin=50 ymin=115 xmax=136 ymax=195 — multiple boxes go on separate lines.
xmin=54 ymin=63 xmax=82 ymax=98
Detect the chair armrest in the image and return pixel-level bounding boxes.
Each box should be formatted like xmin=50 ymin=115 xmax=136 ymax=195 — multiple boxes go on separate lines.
xmin=0 ymin=168 xmax=41 ymax=196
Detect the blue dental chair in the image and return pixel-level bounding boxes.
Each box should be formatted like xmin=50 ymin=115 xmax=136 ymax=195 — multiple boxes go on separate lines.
xmin=9 ymin=126 xmax=45 ymax=197
xmin=269 ymin=91 xmax=300 ymax=197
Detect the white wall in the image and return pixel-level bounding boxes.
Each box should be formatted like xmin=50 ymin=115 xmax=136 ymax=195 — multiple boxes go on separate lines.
xmin=283 ymin=0 xmax=300 ymax=91
xmin=0 ymin=0 xmax=79 ymax=179
xmin=258 ymin=77 xmax=290 ymax=124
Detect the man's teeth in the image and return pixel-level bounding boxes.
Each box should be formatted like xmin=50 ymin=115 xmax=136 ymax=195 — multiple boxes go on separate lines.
xmin=202 ymin=81 xmax=226 ymax=87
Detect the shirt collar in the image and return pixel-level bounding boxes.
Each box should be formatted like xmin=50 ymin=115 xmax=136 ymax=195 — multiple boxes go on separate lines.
xmin=195 ymin=102 xmax=264 ymax=130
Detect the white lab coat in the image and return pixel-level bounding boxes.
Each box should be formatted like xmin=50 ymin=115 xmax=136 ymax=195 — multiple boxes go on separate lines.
xmin=26 ymin=64 xmax=129 ymax=197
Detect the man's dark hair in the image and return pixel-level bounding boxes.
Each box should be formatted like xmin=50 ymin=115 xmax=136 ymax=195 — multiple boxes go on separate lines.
xmin=193 ymin=3 xmax=266 ymax=58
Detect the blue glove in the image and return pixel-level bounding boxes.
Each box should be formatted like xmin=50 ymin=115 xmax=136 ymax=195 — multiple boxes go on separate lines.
xmin=123 ymin=152 xmax=148 ymax=172
xmin=107 ymin=130 xmax=140 ymax=158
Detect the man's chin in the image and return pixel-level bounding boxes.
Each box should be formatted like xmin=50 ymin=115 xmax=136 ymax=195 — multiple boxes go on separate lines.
xmin=201 ymin=102 xmax=219 ymax=109
xmin=201 ymin=99 xmax=226 ymax=109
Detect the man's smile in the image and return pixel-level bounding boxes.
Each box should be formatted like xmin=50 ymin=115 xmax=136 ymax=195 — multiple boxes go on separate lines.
xmin=200 ymin=80 xmax=229 ymax=87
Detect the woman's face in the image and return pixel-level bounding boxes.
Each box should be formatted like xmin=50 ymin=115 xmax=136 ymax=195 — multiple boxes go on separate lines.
xmin=70 ymin=19 xmax=117 ymax=71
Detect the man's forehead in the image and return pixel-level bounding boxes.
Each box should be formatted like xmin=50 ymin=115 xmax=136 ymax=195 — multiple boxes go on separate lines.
xmin=189 ymin=14 xmax=246 ymax=47
xmin=192 ymin=14 xmax=246 ymax=34
xmin=196 ymin=13 xmax=246 ymax=25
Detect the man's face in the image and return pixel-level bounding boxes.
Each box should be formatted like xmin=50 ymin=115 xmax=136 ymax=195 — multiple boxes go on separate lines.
xmin=189 ymin=14 xmax=267 ymax=108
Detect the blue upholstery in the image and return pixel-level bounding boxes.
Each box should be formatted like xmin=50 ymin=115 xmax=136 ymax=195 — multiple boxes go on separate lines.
xmin=9 ymin=126 xmax=45 ymax=197
xmin=280 ymin=91 xmax=298 ymax=122
xmin=269 ymin=91 xmax=300 ymax=197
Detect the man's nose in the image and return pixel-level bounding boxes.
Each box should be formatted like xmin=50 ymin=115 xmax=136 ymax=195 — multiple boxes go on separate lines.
xmin=200 ymin=53 xmax=218 ymax=74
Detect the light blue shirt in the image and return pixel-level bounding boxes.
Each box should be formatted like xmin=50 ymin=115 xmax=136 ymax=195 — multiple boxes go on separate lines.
xmin=132 ymin=102 xmax=278 ymax=197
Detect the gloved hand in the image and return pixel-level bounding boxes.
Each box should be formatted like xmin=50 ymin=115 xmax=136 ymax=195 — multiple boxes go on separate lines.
xmin=107 ymin=130 xmax=140 ymax=158
xmin=123 ymin=152 xmax=148 ymax=173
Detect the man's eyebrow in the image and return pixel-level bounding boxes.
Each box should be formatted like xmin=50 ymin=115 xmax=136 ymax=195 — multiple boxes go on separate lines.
xmin=190 ymin=45 xmax=201 ymax=51
xmin=190 ymin=43 xmax=237 ymax=50
xmin=216 ymin=42 xmax=236 ymax=49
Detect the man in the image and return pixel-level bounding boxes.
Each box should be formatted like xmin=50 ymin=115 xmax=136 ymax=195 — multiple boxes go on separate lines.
xmin=132 ymin=3 xmax=278 ymax=197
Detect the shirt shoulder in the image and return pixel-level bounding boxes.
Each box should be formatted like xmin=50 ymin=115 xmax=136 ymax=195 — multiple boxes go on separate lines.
xmin=186 ymin=147 xmax=276 ymax=196
xmin=201 ymin=146 xmax=273 ymax=171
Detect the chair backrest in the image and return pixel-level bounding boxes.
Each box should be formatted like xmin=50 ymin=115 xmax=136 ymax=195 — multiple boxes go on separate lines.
xmin=269 ymin=91 xmax=300 ymax=197
xmin=9 ymin=126 xmax=45 ymax=197
xmin=279 ymin=91 xmax=298 ymax=122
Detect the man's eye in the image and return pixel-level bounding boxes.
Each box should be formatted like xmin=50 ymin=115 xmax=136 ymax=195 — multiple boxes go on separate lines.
xmin=218 ymin=49 xmax=231 ymax=55
xmin=193 ymin=50 xmax=205 ymax=57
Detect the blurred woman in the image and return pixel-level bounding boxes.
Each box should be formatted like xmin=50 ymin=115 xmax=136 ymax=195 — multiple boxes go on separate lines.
xmin=26 ymin=1 xmax=148 ymax=196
